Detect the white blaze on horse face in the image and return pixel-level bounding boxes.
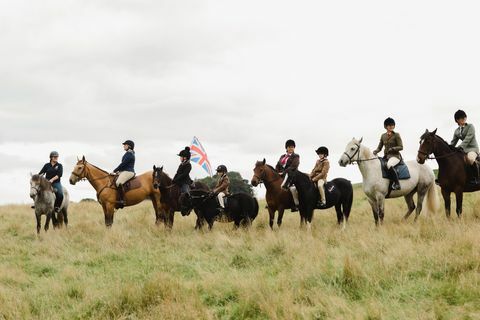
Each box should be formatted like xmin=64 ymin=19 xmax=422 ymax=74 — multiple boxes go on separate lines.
xmin=339 ymin=139 xmax=359 ymax=167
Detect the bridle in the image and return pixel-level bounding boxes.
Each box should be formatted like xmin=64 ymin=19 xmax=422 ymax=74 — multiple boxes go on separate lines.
xmin=253 ymin=165 xmax=282 ymax=185
xmin=417 ymin=138 xmax=459 ymax=160
xmin=71 ymin=162 xmax=111 ymax=182
xmin=343 ymin=143 xmax=378 ymax=164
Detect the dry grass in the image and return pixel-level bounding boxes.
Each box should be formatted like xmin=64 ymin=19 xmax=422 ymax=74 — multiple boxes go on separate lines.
xmin=1 ymin=186 xmax=480 ymax=319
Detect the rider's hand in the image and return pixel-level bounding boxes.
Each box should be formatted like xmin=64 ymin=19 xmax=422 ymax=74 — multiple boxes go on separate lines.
xmin=109 ymin=172 xmax=116 ymax=176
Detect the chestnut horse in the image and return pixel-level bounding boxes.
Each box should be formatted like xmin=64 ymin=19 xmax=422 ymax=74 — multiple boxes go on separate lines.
xmin=417 ymin=129 xmax=480 ymax=218
xmin=69 ymin=156 xmax=163 ymax=227
xmin=251 ymin=159 xmax=296 ymax=229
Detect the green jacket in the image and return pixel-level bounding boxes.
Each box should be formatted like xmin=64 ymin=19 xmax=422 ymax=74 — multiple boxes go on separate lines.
xmin=451 ymin=123 xmax=479 ymax=153
xmin=374 ymin=132 xmax=403 ymax=160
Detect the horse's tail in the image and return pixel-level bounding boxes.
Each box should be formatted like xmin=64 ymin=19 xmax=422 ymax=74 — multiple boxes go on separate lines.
xmin=344 ymin=184 xmax=354 ymax=220
xmin=252 ymin=197 xmax=259 ymax=220
xmin=425 ymin=181 xmax=440 ymax=216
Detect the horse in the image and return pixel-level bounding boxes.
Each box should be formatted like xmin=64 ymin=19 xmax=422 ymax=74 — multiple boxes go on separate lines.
xmin=69 ymin=156 xmax=162 ymax=227
xmin=30 ymin=174 xmax=69 ymax=233
xmin=181 ymin=189 xmax=259 ymax=230
xmin=338 ymin=138 xmax=439 ymax=225
xmin=251 ymin=159 xmax=296 ymax=229
xmin=417 ymin=129 xmax=480 ymax=218
xmin=281 ymin=169 xmax=353 ymax=229
xmin=152 ymin=165 xmax=210 ymax=229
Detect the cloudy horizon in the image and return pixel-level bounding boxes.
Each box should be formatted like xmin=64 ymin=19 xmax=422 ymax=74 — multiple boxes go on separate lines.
xmin=2 ymin=0 xmax=480 ymax=204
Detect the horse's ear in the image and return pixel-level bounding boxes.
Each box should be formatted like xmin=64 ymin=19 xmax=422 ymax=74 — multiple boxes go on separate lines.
xmin=153 ymin=165 xmax=156 ymax=170
xmin=160 ymin=166 xmax=163 ymax=171
xmin=30 ymin=172 xmax=33 ymax=177
xmin=262 ymin=158 xmax=266 ymax=165
xmin=359 ymin=137 xmax=363 ymax=143
xmin=432 ymin=128 xmax=437 ymax=135
xmin=82 ymin=156 xmax=85 ymax=162
xmin=77 ymin=156 xmax=79 ymax=161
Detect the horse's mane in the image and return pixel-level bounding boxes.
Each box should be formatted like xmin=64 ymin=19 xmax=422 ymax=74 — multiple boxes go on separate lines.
xmin=434 ymin=134 xmax=458 ymax=152
xmin=85 ymin=161 xmax=109 ymax=174
xmin=32 ymin=174 xmax=52 ymax=192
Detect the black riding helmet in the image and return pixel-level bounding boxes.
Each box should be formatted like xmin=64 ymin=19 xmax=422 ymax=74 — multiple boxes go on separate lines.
xmin=178 ymin=147 xmax=191 ymax=159
xmin=216 ymin=165 xmax=228 ymax=173
xmin=285 ymin=139 xmax=296 ymax=149
xmin=123 ymin=140 xmax=135 ymax=150
xmin=384 ymin=117 xmax=396 ymax=128
xmin=454 ymin=109 xmax=467 ymax=121
xmin=315 ymin=147 xmax=329 ymax=156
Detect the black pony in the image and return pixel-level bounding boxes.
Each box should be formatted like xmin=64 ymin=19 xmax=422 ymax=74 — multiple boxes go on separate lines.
xmin=181 ymin=190 xmax=259 ymax=230
xmin=282 ymin=170 xmax=353 ymax=227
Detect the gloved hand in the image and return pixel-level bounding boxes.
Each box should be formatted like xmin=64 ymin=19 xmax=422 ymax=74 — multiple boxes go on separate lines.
xmin=373 ymin=150 xmax=379 ymax=156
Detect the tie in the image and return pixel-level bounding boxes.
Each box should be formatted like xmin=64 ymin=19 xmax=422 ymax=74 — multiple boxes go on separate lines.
xmin=460 ymin=127 xmax=464 ymax=137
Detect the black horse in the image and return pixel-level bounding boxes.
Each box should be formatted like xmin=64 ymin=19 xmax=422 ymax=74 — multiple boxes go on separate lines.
xmin=181 ymin=190 xmax=259 ymax=230
xmin=282 ymin=170 xmax=353 ymax=228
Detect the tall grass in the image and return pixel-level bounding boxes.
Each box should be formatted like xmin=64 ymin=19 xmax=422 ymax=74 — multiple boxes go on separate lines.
xmin=0 ymin=187 xmax=479 ymax=319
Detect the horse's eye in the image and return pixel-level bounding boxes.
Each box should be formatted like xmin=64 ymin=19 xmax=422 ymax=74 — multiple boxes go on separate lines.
xmin=351 ymin=147 xmax=355 ymax=151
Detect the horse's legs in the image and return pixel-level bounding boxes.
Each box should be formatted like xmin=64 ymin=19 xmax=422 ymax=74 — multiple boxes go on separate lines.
xmin=268 ymin=207 xmax=275 ymax=229
xmin=335 ymin=204 xmax=343 ymax=225
xmin=367 ymin=198 xmax=379 ymax=225
xmin=103 ymin=203 xmax=115 ymax=227
xmin=36 ymin=213 xmax=41 ymax=234
xmin=455 ymin=191 xmax=463 ymax=218
xmin=277 ymin=208 xmax=285 ymax=228
xmin=441 ymin=188 xmax=451 ymax=218
xmin=377 ymin=196 xmax=385 ymax=224
xmin=45 ymin=211 xmax=51 ymax=232
xmin=167 ymin=210 xmax=175 ymax=229
xmin=62 ymin=208 xmax=68 ymax=228
xmin=403 ymin=192 xmax=416 ymax=220
xmin=150 ymin=197 xmax=162 ymax=225
xmin=414 ymin=188 xmax=428 ymax=222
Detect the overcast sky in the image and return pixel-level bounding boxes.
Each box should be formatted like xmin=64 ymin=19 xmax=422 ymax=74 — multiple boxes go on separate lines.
xmin=1 ymin=0 xmax=480 ymax=204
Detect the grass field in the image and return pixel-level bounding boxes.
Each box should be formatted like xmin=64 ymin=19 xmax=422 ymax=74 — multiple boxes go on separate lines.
xmin=1 ymin=185 xmax=480 ymax=320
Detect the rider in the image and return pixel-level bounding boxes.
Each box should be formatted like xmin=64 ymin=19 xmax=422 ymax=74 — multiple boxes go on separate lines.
xmin=310 ymin=147 xmax=330 ymax=208
xmin=276 ymin=139 xmax=300 ymax=212
xmin=112 ymin=140 xmax=135 ymax=208
xmin=38 ymin=151 xmax=64 ymax=213
xmin=373 ymin=117 xmax=403 ymax=190
xmin=451 ymin=109 xmax=479 ymax=184
xmin=213 ymin=165 xmax=230 ymax=213
xmin=173 ymin=147 xmax=193 ymax=194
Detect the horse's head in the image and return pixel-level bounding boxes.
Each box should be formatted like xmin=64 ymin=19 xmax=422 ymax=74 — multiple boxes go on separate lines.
xmin=70 ymin=156 xmax=87 ymax=185
xmin=339 ymin=138 xmax=363 ymax=167
xmin=251 ymin=158 xmax=267 ymax=186
xmin=417 ymin=129 xmax=437 ymax=164
xmin=152 ymin=165 xmax=164 ymax=189
xmin=30 ymin=174 xmax=51 ymax=199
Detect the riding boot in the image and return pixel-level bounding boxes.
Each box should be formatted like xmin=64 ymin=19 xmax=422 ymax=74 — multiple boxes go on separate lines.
xmin=389 ymin=167 xmax=401 ymax=190
xmin=117 ymin=184 xmax=125 ymax=209
xmin=471 ymin=162 xmax=480 ymax=185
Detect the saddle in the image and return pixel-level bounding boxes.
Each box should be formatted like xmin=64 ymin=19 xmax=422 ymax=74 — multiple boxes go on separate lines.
xmin=379 ymin=158 xmax=411 ymax=180
xmin=113 ymin=175 xmax=141 ymax=193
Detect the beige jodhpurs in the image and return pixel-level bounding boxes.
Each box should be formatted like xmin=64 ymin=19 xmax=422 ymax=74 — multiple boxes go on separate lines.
xmin=116 ymin=171 xmax=135 ymax=187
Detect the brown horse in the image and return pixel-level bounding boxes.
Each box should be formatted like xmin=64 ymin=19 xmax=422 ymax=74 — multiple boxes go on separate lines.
xmin=251 ymin=159 xmax=296 ymax=229
xmin=417 ymin=129 xmax=480 ymax=218
xmin=152 ymin=165 xmax=210 ymax=229
xmin=69 ymin=156 xmax=163 ymax=227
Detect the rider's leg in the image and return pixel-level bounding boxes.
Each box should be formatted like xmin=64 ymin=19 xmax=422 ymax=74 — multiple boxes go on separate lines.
xmin=387 ymin=157 xmax=401 ymax=190
xmin=116 ymin=171 xmax=134 ymax=207
xmin=217 ymin=192 xmax=226 ymax=208
xmin=289 ymin=186 xmax=299 ymax=209
xmin=317 ymin=179 xmax=326 ymax=205
xmin=52 ymin=182 xmax=64 ymax=212
xmin=467 ymin=152 xmax=479 ymax=183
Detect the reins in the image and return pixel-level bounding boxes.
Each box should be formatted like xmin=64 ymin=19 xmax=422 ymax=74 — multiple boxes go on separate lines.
xmin=343 ymin=143 xmax=379 ymax=164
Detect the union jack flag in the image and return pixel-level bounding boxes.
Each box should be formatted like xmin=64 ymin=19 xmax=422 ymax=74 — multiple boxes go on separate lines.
xmin=190 ymin=136 xmax=213 ymax=176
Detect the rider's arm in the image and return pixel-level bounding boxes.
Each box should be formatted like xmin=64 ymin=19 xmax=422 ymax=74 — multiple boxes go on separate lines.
xmin=374 ymin=138 xmax=383 ymax=154
xmin=451 ymin=129 xmax=460 ymax=146
xmin=459 ymin=124 xmax=476 ymax=150
xmin=38 ymin=164 xmax=47 ymax=175
xmin=391 ymin=133 xmax=404 ymax=152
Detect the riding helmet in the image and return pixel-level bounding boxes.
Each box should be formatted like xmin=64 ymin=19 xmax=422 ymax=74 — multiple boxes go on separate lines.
xmin=383 ymin=117 xmax=396 ymax=128
xmin=178 ymin=147 xmax=191 ymax=159
xmin=216 ymin=165 xmax=228 ymax=173
xmin=315 ymin=146 xmax=329 ymax=156
xmin=49 ymin=151 xmax=59 ymax=158
xmin=454 ymin=109 xmax=467 ymax=121
xmin=285 ymin=139 xmax=296 ymax=149
xmin=122 ymin=140 xmax=135 ymax=150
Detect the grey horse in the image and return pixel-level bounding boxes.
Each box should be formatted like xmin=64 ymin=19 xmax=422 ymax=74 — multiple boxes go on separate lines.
xmin=30 ymin=174 xmax=69 ymax=233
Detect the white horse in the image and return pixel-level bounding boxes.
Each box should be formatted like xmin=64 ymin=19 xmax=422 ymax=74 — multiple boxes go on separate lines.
xmin=338 ymin=138 xmax=439 ymax=225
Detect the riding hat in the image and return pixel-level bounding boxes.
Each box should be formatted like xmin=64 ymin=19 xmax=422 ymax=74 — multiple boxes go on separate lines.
xmin=384 ymin=117 xmax=396 ymax=128
xmin=122 ymin=140 xmax=135 ymax=150
xmin=315 ymin=147 xmax=329 ymax=156
xmin=178 ymin=147 xmax=191 ymax=159
xmin=49 ymin=151 xmax=59 ymax=158
xmin=454 ymin=110 xmax=467 ymax=121
xmin=285 ymin=139 xmax=296 ymax=149
xmin=216 ymin=165 xmax=228 ymax=173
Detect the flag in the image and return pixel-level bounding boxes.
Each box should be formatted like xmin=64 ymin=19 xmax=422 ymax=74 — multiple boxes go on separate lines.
xmin=190 ymin=136 xmax=213 ymax=176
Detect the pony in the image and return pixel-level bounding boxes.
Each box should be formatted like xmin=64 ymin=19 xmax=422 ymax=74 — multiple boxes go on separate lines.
xmin=338 ymin=138 xmax=439 ymax=225
xmin=417 ymin=129 xmax=480 ymax=218
xmin=69 ymin=156 xmax=162 ymax=227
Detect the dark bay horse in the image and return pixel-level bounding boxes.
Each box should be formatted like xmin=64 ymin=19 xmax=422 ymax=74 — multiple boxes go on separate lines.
xmin=152 ymin=165 xmax=210 ymax=229
xmin=251 ymin=159 xmax=296 ymax=229
xmin=69 ymin=157 xmax=163 ymax=227
xmin=282 ymin=170 xmax=353 ymax=229
xmin=417 ymin=129 xmax=480 ymax=218
xmin=181 ymin=189 xmax=259 ymax=230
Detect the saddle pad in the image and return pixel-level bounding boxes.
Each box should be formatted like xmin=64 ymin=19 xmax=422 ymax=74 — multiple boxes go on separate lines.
xmin=123 ymin=177 xmax=142 ymax=193
xmin=379 ymin=158 xmax=411 ymax=180
xmin=324 ymin=182 xmax=336 ymax=194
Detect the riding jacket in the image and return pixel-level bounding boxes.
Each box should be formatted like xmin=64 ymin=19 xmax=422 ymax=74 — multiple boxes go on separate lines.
xmin=39 ymin=162 xmax=63 ymax=184
xmin=451 ymin=123 xmax=479 ymax=153
xmin=275 ymin=153 xmax=300 ymax=175
xmin=374 ymin=132 xmax=403 ymax=160
xmin=310 ymin=159 xmax=330 ymax=182
xmin=114 ymin=150 xmax=135 ymax=173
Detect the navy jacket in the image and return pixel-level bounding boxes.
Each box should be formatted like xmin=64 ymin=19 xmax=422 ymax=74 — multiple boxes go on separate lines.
xmin=39 ymin=162 xmax=63 ymax=183
xmin=173 ymin=161 xmax=193 ymax=186
xmin=114 ymin=150 xmax=135 ymax=173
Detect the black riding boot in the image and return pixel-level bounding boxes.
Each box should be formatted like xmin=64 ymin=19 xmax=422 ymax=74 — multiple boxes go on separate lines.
xmin=389 ymin=167 xmax=401 ymax=190
xmin=471 ymin=163 xmax=480 ymax=185
xmin=117 ymin=184 xmax=125 ymax=209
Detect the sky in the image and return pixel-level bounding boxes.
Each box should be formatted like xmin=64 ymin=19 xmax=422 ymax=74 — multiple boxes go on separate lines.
xmin=1 ymin=0 xmax=480 ymax=204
